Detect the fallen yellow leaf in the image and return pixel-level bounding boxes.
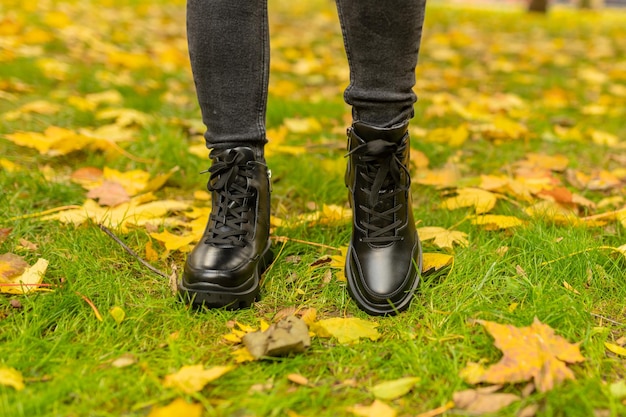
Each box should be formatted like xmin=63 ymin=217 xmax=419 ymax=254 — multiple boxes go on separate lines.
xmin=0 ymin=258 xmax=49 ymax=294
xmin=231 ymin=347 xmax=255 ymax=364
xmin=162 ymin=365 xmax=234 ymax=394
xmin=312 ymin=317 xmax=380 ymax=344
xmin=470 ymin=214 xmax=525 ymax=230
xmin=147 ymin=398 xmax=202 ymax=417
xmin=348 ymin=400 xmax=396 ymax=417
xmin=369 ymin=376 xmax=420 ymax=400
xmin=605 ymin=342 xmax=626 ymax=357
xmin=440 ymin=187 xmax=498 ymax=214
xmin=0 ymin=367 xmax=25 ymax=391
xmin=421 ymin=253 xmax=454 ymax=274
xmin=150 ymin=230 xmax=197 ymax=252
xmin=109 ymin=306 xmax=126 ymax=324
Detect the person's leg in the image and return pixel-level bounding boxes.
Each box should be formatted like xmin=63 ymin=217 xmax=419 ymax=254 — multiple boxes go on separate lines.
xmin=336 ymin=0 xmax=427 ymax=315
xmin=186 ymin=0 xmax=270 ymax=149
xmin=181 ymin=0 xmax=273 ymax=309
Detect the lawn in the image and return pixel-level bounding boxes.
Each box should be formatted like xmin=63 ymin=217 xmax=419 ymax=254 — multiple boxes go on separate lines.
xmin=0 ymin=0 xmax=625 ymax=416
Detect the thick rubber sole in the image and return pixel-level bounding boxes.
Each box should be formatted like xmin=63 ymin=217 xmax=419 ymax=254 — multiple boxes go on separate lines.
xmin=178 ymin=243 xmax=273 ymax=310
xmin=345 ymin=239 xmax=423 ymax=316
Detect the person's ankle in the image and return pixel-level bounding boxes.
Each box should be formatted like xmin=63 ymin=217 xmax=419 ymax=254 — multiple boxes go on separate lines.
xmin=210 ymin=143 xmax=265 ymax=162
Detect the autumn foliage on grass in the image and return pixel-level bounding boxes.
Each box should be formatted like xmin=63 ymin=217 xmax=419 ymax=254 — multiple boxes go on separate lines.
xmin=1 ymin=0 xmax=626 ymax=416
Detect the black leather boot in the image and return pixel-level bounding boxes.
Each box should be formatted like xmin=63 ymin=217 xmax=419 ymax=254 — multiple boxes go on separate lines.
xmin=345 ymin=121 xmax=422 ymax=315
xmin=180 ymin=147 xmax=273 ymax=309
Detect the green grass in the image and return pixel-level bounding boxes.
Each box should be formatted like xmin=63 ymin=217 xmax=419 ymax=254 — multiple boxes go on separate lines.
xmin=1 ymin=0 xmax=626 ymax=416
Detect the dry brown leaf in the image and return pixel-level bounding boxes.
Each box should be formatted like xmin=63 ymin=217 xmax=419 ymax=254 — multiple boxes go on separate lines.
xmin=287 ymin=373 xmax=309 ymax=386
xmin=0 ymin=253 xmax=29 ymax=281
xmin=0 ymin=228 xmax=13 ymax=244
xmin=242 ymin=316 xmax=311 ymax=359
xmin=0 ymin=258 xmax=49 ymax=294
xmin=111 ymin=353 xmax=137 ymax=368
xmin=87 ymin=180 xmax=131 ymax=207
xmin=460 ymin=318 xmax=585 ymax=392
xmin=453 ymin=386 xmax=520 ymax=413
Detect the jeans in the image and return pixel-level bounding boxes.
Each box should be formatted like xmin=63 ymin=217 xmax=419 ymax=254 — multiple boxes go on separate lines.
xmin=186 ymin=0 xmax=426 ymax=148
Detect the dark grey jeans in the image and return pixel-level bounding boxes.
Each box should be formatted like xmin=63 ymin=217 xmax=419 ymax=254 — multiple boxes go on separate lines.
xmin=187 ymin=0 xmax=426 ymax=148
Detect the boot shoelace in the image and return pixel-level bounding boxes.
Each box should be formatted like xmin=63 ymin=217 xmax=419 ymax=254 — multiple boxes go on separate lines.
xmin=347 ymin=138 xmax=410 ymax=244
xmin=204 ymin=150 xmax=259 ymax=248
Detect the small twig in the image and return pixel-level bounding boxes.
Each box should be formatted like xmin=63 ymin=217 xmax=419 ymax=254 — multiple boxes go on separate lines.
xmin=590 ymin=312 xmax=625 ymax=327
xmin=447 ymin=215 xmax=470 ymax=231
xmin=271 ymin=235 xmax=341 ymax=252
xmin=100 ymin=140 xmax=156 ymax=164
xmin=98 ymin=223 xmax=169 ymax=279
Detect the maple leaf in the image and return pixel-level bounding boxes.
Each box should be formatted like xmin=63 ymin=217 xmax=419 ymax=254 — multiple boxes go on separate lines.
xmin=460 ymin=318 xmax=585 ymax=392
xmin=417 ymin=226 xmax=468 ymax=249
